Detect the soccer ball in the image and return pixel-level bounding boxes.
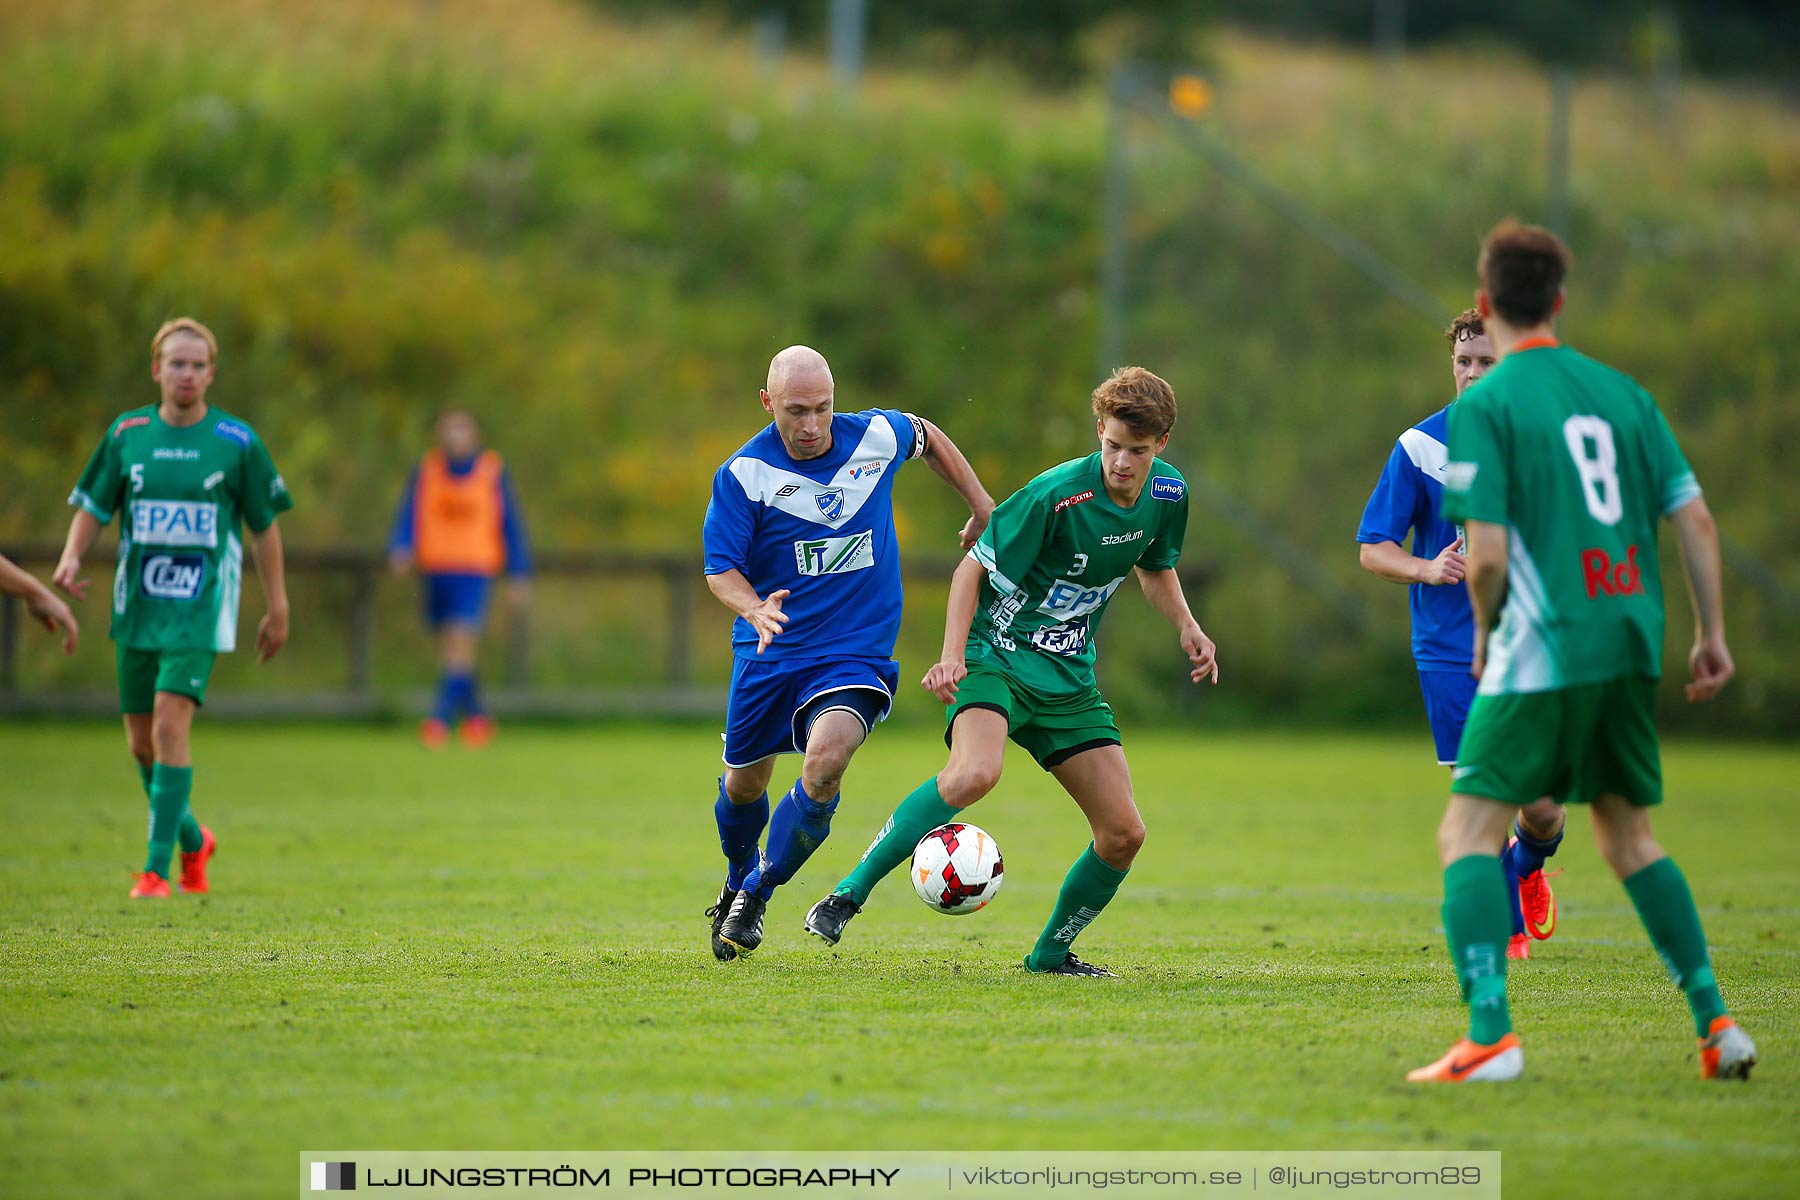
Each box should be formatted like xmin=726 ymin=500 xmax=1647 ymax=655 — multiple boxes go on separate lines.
xmin=911 ymin=823 xmax=1004 ymax=915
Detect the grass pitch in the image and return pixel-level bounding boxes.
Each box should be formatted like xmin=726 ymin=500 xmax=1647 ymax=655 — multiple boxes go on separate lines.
xmin=2 ymin=723 xmax=1795 ymax=1198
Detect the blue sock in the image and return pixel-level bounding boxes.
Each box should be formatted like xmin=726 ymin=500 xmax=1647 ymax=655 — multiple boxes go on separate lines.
xmin=461 ymin=671 xmax=485 ymax=719
xmin=1510 ymin=819 xmax=1562 ymax=876
xmin=1501 ymin=839 xmax=1526 ymax=937
xmin=432 ymin=672 xmax=459 ymax=724
xmin=714 ymin=780 xmax=769 ymax=891
xmin=747 ymin=778 xmax=839 ymax=900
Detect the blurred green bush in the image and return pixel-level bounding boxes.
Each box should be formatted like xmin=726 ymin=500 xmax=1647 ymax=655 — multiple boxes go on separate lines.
xmin=2 ymin=1 xmax=1794 ymax=732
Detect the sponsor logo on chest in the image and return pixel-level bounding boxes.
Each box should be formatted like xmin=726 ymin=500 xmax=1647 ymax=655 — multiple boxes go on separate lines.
xmin=793 ymin=531 xmax=877 ymax=576
xmin=152 ymin=447 xmax=200 ymax=461
xmin=140 ymin=553 xmax=206 ymax=600
xmin=1150 ymin=476 xmax=1186 ymax=502
xmin=1101 ymin=529 xmax=1146 ymax=546
xmin=131 ymin=499 xmax=219 ymax=548
xmin=1053 ymin=490 xmax=1095 ymax=514
xmin=1037 ymin=575 xmax=1125 ymax=619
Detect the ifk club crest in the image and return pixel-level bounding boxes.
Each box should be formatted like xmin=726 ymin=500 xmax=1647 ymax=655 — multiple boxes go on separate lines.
xmin=815 ymin=488 xmax=845 ymax=521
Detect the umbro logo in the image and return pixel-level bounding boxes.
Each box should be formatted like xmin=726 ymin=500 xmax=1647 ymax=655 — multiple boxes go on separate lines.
xmin=775 ymin=484 xmax=802 ymax=499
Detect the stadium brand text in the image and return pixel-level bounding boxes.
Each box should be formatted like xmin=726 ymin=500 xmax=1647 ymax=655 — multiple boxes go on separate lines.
xmin=1101 ymin=530 xmax=1145 ymax=546
xmin=1582 ymin=545 xmax=1644 ymax=598
xmin=153 ymin=447 xmax=200 ymax=460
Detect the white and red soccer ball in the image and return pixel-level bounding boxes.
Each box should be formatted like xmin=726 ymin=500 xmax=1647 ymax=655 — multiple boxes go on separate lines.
xmin=911 ymin=822 xmax=1004 ymax=915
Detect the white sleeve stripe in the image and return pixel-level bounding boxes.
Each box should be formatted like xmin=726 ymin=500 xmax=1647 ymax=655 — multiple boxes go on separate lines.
xmin=1662 ymin=473 xmax=1702 ymax=515
xmin=68 ymin=489 xmax=111 ymax=522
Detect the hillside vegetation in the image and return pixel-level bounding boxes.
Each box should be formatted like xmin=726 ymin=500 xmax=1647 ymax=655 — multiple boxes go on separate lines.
xmin=3 ymin=0 xmax=1795 ymax=729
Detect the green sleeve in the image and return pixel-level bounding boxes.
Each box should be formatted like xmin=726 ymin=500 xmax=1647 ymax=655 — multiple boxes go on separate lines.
xmin=1441 ymin=396 xmax=1507 ymax=525
xmin=238 ymin=434 xmax=293 ymax=532
xmin=68 ymin=430 xmax=124 ymax=524
xmin=1138 ymin=488 xmax=1187 ymax=571
xmin=1650 ymin=405 xmax=1702 ymax=515
xmin=968 ymin=483 xmax=1049 ymax=596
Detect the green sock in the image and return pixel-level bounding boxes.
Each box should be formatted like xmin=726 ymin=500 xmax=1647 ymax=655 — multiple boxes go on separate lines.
xmin=835 ymin=777 xmax=959 ymax=906
xmin=1025 ymin=843 xmax=1128 ymax=971
xmin=1624 ymin=857 xmax=1728 ymax=1037
xmin=1442 ymin=854 xmax=1513 ymax=1045
xmin=139 ymin=761 xmax=202 ymax=854
xmin=144 ymin=764 xmax=193 ymax=878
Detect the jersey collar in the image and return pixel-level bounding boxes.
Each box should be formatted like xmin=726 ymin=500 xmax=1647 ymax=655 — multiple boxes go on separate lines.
xmin=1509 ymin=335 xmax=1561 ymax=353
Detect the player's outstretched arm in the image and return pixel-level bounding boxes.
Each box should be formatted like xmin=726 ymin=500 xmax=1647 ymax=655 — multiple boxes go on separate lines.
xmin=52 ymin=510 xmax=103 ymax=601
xmin=1669 ymin=497 xmax=1733 ymax=702
xmin=0 ymin=554 xmax=79 ymax=654
xmin=1462 ymin=520 xmax=1509 ymax=679
xmin=1134 ymin=566 xmax=1217 ymax=684
xmin=917 ymin=419 xmax=995 ymax=550
xmin=705 ymin=568 xmax=789 ymax=655
xmin=249 ymin=520 xmax=290 ymax=663
xmin=1360 ymin=537 xmax=1465 ymax=586
xmin=922 ymin=556 xmax=985 ymax=702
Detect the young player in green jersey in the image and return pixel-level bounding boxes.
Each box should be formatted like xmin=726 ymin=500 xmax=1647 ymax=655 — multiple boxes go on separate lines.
xmin=805 ymin=367 xmax=1219 ymax=976
xmin=52 ymin=318 xmax=293 ymax=900
xmin=1408 ymin=222 xmax=1756 ymax=1083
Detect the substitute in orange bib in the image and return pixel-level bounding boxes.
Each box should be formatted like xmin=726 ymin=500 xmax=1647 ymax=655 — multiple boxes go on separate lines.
xmin=388 ymin=409 xmax=531 ymax=747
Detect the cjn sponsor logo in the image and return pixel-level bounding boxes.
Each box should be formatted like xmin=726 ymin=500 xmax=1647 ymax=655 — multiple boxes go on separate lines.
xmin=141 ymin=554 xmax=206 ymax=600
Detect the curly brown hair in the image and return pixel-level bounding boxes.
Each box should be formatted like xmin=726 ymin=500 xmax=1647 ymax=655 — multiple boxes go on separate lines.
xmin=1478 ymin=220 xmax=1572 ymax=327
xmin=1444 ymin=308 xmax=1484 ymax=348
xmin=1091 ymin=366 xmax=1177 ymax=439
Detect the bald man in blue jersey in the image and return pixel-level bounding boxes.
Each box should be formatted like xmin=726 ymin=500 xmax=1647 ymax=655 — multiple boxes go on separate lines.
xmin=702 ymin=346 xmax=994 ymax=959
xmin=1357 ymin=310 xmax=1567 ymax=960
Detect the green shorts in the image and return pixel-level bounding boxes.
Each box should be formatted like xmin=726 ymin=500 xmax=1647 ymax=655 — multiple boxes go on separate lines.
xmin=1453 ymin=675 xmax=1662 ymax=807
xmin=946 ymin=662 xmax=1121 ymax=771
xmin=117 ymin=644 xmax=216 ymax=713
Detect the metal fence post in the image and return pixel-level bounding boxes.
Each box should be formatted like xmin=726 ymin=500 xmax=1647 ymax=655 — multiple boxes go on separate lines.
xmin=348 ymin=563 xmax=375 ymax=697
xmin=666 ymin=562 xmax=693 ymax=686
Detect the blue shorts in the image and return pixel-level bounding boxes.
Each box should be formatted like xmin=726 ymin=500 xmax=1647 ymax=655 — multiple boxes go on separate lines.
xmin=722 ymin=655 xmax=899 ymax=768
xmin=424 ymin=573 xmax=492 ymax=629
xmin=1419 ymin=668 xmax=1479 ymax=766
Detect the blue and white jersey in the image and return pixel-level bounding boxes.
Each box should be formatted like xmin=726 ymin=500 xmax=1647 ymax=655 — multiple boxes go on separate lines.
xmin=1356 ymin=404 xmax=1473 ymax=670
xmin=703 ymin=408 xmax=928 ymax=661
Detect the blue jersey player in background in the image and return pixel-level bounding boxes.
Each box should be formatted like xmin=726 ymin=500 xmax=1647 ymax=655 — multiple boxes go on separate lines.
xmin=702 ymin=345 xmax=994 ymax=959
xmin=1357 ymin=309 xmax=1565 ymax=961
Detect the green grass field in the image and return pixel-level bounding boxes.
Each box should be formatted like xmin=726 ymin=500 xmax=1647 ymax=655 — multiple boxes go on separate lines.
xmin=2 ymin=723 xmax=1795 ymax=1198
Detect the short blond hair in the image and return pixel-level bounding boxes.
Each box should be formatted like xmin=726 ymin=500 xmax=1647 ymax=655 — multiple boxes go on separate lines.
xmin=151 ymin=317 xmax=218 ymax=366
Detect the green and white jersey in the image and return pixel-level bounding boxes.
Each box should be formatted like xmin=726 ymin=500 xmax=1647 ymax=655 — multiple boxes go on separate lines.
xmin=1442 ymin=341 xmax=1700 ymax=696
xmin=967 ymin=453 xmax=1188 ymax=693
xmin=69 ymin=405 xmax=292 ymax=652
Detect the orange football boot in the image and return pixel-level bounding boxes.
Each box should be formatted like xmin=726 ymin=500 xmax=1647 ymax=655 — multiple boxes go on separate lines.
xmin=419 ymin=718 xmax=451 ymax=749
xmin=1510 ymin=837 xmax=1559 ymax=941
xmin=1406 ymin=1033 xmax=1524 ymax=1083
xmin=1699 ymin=1016 xmax=1757 ymax=1081
xmin=178 ymin=825 xmax=216 ymax=894
xmin=129 ymin=871 xmax=171 ymax=899
xmin=458 ymin=715 xmax=495 ymax=748
xmin=1507 ymin=932 xmax=1530 ymax=960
